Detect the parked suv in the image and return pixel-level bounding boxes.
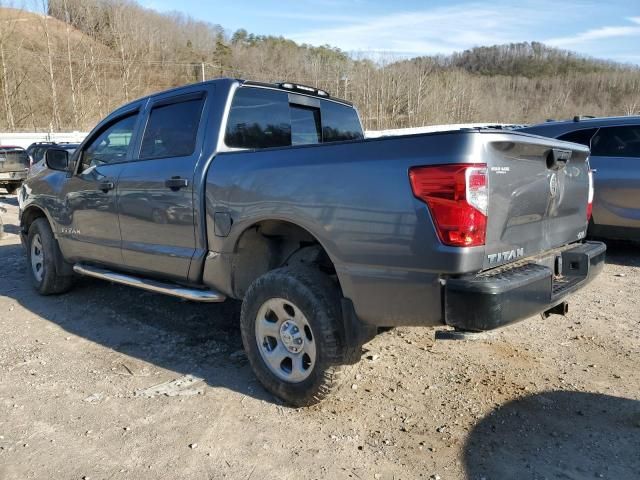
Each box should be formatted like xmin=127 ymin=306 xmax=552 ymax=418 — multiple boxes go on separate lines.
xmin=0 ymin=146 xmax=29 ymax=194
xmin=19 ymin=79 xmax=604 ymax=405
xmin=519 ymin=116 xmax=640 ymax=241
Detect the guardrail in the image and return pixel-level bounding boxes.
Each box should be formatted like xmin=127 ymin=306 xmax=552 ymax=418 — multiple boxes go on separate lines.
xmin=0 ymin=132 xmax=88 ymax=149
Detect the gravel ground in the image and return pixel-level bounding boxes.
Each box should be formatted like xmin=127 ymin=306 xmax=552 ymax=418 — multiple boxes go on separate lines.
xmin=1 ymin=193 xmax=639 ymax=480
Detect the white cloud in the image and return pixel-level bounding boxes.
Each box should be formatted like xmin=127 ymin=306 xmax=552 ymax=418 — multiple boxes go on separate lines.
xmin=285 ymin=1 xmax=584 ymax=57
xmin=546 ymin=18 xmax=640 ymax=47
xmin=260 ymin=12 xmax=365 ymax=24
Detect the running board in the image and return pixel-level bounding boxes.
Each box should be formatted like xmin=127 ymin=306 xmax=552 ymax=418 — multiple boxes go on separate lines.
xmin=73 ymin=264 xmax=226 ymax=303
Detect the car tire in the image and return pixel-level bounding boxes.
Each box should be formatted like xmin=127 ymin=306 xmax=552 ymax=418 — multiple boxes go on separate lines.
xmin=240 ymin=266 xmax=347 ymax=406
xmin=26 ymin=218 xmax=74 ymax=295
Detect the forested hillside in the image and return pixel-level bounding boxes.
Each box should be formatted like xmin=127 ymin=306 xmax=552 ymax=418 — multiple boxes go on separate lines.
xmin=0 ymin=0 xmax=638 ymax=132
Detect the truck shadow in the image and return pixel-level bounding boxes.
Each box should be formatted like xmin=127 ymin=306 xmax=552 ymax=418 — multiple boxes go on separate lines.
xmin=464 ymin=390 xmax=640 ymax=479
xmin=0 ymin=193 xmax=19 ymax=207
xmin=601 ymin=240 xmax=640 ymax=267
xmin=0 ymin=242 xmax=278 ymax=403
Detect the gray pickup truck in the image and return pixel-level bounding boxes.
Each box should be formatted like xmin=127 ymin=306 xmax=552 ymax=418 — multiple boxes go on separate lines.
xmin=19 ymin=78 xmax=605 ymax=405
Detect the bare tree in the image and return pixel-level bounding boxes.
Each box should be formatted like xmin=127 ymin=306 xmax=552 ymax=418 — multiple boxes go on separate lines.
xmin=0 ymin=2 xmax=637 ymax=132
xmin=38 ymin=0 xmax=61 ymax=130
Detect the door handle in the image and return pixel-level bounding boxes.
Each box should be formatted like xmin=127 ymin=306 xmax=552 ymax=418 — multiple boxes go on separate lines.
xmin=98 ymin=181 xmax=114 ymax=192
xmin=165 ymin=177 xmax=189 ymax=191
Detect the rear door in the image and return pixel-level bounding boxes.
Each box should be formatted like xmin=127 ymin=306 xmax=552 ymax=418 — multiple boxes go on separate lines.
xmin=117 ymin=89 xmax=207 ymax=281
xmin=587 ymin=125 xmax=640 ymax=230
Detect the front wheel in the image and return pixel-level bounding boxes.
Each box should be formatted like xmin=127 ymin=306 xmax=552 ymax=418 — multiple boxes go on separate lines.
xmin=240 ymin=267 xmax=347 ymax=406
xmin=26 ymin=218 xmax=74 ymax=295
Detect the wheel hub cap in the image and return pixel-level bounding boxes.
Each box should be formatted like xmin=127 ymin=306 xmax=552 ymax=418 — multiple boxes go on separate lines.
xmin=280 ymin=320 xmax=304 ymax=354
xmin=30 ymin=233 xmax=44 ymax=282
xmin=254 ymin=298 xmax=316 ymax=383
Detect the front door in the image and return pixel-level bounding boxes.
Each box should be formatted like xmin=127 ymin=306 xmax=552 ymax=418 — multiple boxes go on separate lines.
xmin=117 ymin=91 xmax=207 ymax=281
xmin=56 ymin=111 xmax=139 ymax=266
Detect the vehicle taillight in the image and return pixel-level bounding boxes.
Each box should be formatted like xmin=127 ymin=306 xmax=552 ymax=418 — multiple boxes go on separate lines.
xmin=409 ymin=163 xmax=488 ymax=247
xmin=587 ymin=169 xmax=594 ymax=221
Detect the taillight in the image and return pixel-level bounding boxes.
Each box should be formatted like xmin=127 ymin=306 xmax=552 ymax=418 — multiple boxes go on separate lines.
xmin=587 ymin=169 xmax=594 ymax=221
xmin=409 ymin=163 xmax=488 ymax=247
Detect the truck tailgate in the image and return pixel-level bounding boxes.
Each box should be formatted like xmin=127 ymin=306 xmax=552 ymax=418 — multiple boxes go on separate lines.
xmin=0 ymin=149 xmax=29 ymax=173
xmin=483 ymin=132 xmax=591 ymax=270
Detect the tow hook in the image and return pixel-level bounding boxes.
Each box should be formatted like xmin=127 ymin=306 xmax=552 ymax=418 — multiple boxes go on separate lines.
xmin=541 ymin=301 xmax=569 ymax=319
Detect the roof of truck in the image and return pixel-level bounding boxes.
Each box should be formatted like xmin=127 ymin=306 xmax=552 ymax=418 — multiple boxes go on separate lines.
xmin=111 ymin=77 xmax=353 ymax=117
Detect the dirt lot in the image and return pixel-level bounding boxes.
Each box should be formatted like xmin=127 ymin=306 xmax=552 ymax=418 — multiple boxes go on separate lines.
xmin=1 ymin=192 xmax=639 ymax=480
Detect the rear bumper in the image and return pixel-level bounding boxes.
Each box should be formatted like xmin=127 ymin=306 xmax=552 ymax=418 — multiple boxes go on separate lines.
xmin=444 ymin=241 xmax=606 ymax=331
xmin=0 ymin=170 xmax=27 ymax=182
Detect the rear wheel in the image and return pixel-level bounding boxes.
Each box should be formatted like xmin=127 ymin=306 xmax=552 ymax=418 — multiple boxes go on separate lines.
xmin=240 ymin=267 xmax=347 ymax=406
xmin=26 ymin=218 xmax=74 ymax=295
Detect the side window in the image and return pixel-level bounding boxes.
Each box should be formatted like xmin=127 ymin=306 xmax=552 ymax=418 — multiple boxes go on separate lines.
xmin=291 ymin=105 xmax=321 ymax=145
xmin=140 ymin=96 xmax=205 ymax=160
xmin=31 ymin=147 xmax=43 ymax=162
xmin=591 ymin=126 xmax=640 ymax=158
xmin=225 ymin=87 xmax=291 ymax=149
xmin=28 ymin=146 xmax=46 ymax=163
xmin=81 ymin=114 xmax=137 ymax=171
xmin=321 ymin=100 xmax=364 ymax=142
xmin=557 ymin=128 xmax=598 ymax=148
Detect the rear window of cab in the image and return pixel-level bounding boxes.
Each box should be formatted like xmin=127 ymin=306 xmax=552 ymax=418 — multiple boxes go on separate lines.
xmin=224 ymin=87 xmax=363 ymax=149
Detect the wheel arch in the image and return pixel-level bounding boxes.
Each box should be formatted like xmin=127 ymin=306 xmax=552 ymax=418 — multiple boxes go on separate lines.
xmin=230 ymin=218 xmax=340 ymax=299
xmin=20 ymin=204 xmax=50 ymax=237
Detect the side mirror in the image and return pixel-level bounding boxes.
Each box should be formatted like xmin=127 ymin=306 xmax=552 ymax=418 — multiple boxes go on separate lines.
xmin=45 ymin=148 xmax=69 ymax=172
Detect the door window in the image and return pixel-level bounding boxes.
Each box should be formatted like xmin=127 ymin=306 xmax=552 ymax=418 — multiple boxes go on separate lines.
xmin=557 ymin=128 xmax=598 ymax=148
xmin=140 ymin=96 xmax=205 ymax=159
xmin=81 ymin=114 xmax=137 ymax=172
xmin=31 ymin=147 xmax=45 ymax=162
xmin=590 ymin=126 xmax=640 ymax=158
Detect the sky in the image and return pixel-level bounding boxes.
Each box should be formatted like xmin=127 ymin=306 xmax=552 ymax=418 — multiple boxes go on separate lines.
xmin=143 ymin=0 xmax=640 ymax=65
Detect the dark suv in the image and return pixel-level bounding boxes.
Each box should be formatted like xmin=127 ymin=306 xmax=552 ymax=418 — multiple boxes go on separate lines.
xmin=519 ymin=116 xmax=640 ymax=241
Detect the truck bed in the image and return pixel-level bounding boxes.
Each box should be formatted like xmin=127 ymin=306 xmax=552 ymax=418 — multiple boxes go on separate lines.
xmin=204 ymin=129 xmax=592 ymax=326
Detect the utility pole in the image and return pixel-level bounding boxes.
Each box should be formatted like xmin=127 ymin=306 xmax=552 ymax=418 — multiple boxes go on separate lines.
xmin=201 ymin=62 xmax=205 ymax=82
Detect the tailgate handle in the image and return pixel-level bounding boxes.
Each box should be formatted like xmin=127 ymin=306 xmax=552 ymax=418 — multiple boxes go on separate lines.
xmin=547 ymin=148 xmax=571 ymax=170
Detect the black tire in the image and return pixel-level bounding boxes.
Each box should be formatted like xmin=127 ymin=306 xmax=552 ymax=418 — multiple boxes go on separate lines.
xmin=26 ymin=218 xmax=74 ymax=295
xmin=240 ymin=266 xmax=347 ymax=406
